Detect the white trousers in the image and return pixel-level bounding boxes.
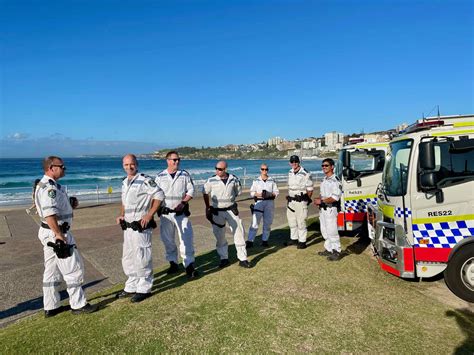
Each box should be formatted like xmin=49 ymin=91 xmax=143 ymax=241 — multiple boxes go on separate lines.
xmin=248 ymin=200 xmax=275 ymax=242
xmin=38 ymin=228 xmax=87 ymax=311
xmin=122 ymin=228 xmax=153 ymax=294
xmin=211 ymin=210 xmax=247 ymax=261
xmin=160 ymin=214 xmax=195 ymax=267
xmin=286 ymin=201 xmax=308 ymax=242
xmin=320 ymin=207 xmax=341 ymax=252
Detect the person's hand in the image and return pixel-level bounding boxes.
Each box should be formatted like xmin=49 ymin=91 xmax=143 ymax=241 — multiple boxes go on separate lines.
xmin=175 ymin=202 xmax=185 ymax=212
xmin=255 ymin=192 xmax=262 ymax=198
xmin=116 ymin=216 xmax=124 ymax=225
xmin=205 ymin=207 xmax=212 ymax=220
xmin=69 ymin=197 xmax=79 ymax=209
xmin=313 ymin=197 xmax=321 ymax=206
xmin=140 ymin=214 xmax=152 ymax=229
xmin=55 ymin=233 xmax=67 ymax=243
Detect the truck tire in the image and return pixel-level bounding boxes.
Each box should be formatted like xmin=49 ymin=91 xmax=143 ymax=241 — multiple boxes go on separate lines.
xmin=444 ymin=244 xmax=474 ymax=303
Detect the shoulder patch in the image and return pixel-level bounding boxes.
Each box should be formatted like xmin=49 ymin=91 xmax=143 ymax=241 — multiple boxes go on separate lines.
xmin=48 ymin=189 xmax=56 ymax=198
xmin=147 ymin=179 xmax=157 ymax=187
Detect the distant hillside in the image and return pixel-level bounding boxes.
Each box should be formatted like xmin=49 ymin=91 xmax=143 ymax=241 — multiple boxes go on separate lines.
xmin=153 ymin=146 xmax=287 ymax=159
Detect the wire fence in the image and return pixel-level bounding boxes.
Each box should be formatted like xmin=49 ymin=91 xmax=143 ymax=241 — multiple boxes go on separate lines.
xmin=0 ymin=173 xmax=324 ymax=207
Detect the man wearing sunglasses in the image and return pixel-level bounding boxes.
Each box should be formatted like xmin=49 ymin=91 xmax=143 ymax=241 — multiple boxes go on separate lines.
xmin=314 ymin=158 xmax=343 ymax=261
xmin=286 ymin=155 xmax=313 ymax=249
xmin=155 ymin=151 xmax=199 ymax=279
xmin=35 ymin=156 xmax=98 ymax=316
xmin=202 ymin=160 xmax=251 ymax=268
xmin=246 ymin=163 xmax=279 ymax=248
xmin=116 ymin=154 xmax=164 ymax=302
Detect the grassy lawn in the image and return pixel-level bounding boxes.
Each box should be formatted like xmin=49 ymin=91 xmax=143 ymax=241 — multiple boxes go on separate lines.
xmin=1 ymin=219 xmax=473 ymax=353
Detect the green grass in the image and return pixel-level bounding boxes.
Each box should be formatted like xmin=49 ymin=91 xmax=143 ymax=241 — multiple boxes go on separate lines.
xmin=1 ymin=219 xmax=473 ymax=353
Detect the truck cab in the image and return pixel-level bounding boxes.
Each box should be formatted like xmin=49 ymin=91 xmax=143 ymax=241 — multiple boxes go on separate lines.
xmin=336 ymin=142 xmax=388 ymax=234
xmin=370 ymin=114 xmax=474 ymax=302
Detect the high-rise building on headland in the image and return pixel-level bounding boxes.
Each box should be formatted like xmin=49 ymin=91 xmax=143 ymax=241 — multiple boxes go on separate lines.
xmin=324 ymin=131 xmax=344 ymax=151
xmin=267 ymin=136 xmax=283 ymax=146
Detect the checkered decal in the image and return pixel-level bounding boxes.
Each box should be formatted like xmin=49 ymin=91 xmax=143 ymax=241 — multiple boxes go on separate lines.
xmin=344 ymin=197 xmax=377 ymax=213
xmin=395 ymin=207 xmax=412 ymax=218
xmin=413 ymin=220 xmax=474 ymax=248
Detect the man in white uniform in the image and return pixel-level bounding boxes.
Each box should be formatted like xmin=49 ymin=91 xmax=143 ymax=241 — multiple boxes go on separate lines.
xmin=155 ymin=151 xmax=199 ymax=279
xmin=203 ymin=160 xmax=251 ymax=268
xmin=246 ymin=163 xmax=279 ymax=248
xmin=35 ymin=156 xmax=98 ymax=317
xmin=286 ymin=155 xmax=313 ymax=249
xmin=314 ymin=158 xmax=343 ymax=261
xmin=116 ymin=154 xmax=164 ymax=302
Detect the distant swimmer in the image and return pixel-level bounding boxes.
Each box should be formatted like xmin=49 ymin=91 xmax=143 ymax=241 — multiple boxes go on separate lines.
xmin=202 ymin=160 xmax=251 ymax=268
xmin=314 ymin=158 xmax=343 ymax=261
xmin=155 ymin=151 xmax=199 ymax=279
xmin=35 ymin=156 xmax=98 ymax=317
xmin=285 ymin=155 xmax=313 ymax=249
xmin=116 ymin=154 xmax=164 ymax=303
xmin=246 ymin=163 xmax=279 ymax=248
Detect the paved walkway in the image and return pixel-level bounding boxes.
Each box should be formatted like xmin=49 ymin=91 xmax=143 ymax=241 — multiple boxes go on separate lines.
xmin=0 ymin=187 xmax=320 ymax=327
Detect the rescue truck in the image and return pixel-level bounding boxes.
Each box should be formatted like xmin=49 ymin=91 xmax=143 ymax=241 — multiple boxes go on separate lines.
xmin=336 ymin=140 xmax=389 ymax=234
xmin=369 ymin=114 xmax=474 ymax=302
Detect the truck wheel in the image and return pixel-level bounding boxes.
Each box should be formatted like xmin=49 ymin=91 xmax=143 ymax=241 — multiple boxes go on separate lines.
xmin=444 ymin=244 xmax=474 ymax=303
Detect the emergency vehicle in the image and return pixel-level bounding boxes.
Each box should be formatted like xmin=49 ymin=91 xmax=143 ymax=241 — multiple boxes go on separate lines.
xmin=336 ymin=140 xmax=389 ymax=234
xmin=369 ymin=114 xmax=474 ymax=302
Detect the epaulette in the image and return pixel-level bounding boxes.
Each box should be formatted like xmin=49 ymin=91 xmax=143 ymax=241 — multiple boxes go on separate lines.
xmin=334 ymin=175 xmax=340 ymax=182
xmin=48 ymin=179 xmax=56 ymax=186
xmin=158 ymin=172 xmax=167 ymax=177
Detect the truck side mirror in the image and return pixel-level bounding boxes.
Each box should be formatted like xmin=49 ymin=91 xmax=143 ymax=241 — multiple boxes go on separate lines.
xmin=419 ymin=142 xmax=435 ymax=170
xmin=342 ymin=150 xmax=350 ymax=168
xmin=420 ymin=171 xmax=438 ymax=191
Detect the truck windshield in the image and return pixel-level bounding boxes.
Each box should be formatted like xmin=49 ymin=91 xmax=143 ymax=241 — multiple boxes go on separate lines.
xmin=337 ymin=148 xmax=385 ymax=181
xmin=383 ymin=140 xmax=413 ymax=196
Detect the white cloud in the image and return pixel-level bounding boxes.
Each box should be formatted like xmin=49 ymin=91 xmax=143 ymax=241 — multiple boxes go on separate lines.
xmin=7 ymin=132 xmax=29 ymax=140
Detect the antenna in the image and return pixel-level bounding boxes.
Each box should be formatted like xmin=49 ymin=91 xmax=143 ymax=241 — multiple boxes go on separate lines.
xmin=437 ymin=105 xmax=440 ymax=117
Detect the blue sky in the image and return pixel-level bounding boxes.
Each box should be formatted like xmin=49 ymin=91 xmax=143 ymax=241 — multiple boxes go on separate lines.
xmin=1 ymin=0 xmax=473 ymax=157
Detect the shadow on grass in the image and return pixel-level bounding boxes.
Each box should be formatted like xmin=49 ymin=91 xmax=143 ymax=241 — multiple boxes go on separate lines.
xmin=447 ymin=308 xmax=474 ymax=354
xmin=0 ymin=278 xmax=107 ymax=322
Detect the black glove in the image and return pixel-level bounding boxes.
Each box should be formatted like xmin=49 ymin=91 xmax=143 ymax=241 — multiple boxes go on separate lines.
xmin=47 ymin=240 xmax=75 ymax=259
xmin=69 ymin=196 xmax=79 ymax=209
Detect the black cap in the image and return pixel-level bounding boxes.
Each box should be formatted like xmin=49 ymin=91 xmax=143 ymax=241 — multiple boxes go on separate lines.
xmin=289 ymin=155 xmax=300 ymax=163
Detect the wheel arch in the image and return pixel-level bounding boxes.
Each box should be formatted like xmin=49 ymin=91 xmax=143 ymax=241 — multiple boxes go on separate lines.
xmin=449 ymin=236 xmax=474 ymax=261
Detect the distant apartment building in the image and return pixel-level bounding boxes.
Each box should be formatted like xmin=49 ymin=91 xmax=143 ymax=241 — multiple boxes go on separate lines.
xmin=302 ymin=139 xmax=317 ymax=149
xmin=324 ymin=131 xmax=344 ymax=151
xmin=276 ymin=141 xmax=296 ymax=151
xmin=267 ymin=136 xmax=283 ymax=146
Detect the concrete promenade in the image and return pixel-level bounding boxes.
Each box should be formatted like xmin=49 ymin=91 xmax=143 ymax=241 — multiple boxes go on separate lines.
xmin=0 ymin=187 xmax=320 ymax=327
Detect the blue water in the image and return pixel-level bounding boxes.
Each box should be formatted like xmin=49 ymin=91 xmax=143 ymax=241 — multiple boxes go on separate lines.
xmin=0 ymin=157 xmax=325 ymax=206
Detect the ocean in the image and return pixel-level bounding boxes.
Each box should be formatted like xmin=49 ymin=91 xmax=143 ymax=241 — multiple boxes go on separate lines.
xmin=0 ymin=157 xmax=327 ymax=206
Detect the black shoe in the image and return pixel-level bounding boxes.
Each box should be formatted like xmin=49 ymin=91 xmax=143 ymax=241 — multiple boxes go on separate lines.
xmin=116 ymin=290 xmax=135 ymax=299
xmin=166 ymin=261 xmax=180 ymax=275
xmin=261 ymin=241 xmax=269 ymax=247
xmin=246 ymin=240 xmax=254 ymax=248
xmin=318 ymin=250 xmax=333 ymax=257
xmin=71 ymin=303 xmax=98 ymax=315
xmin=297 ymin=242 xmax=307 ymax=249
xmin=239 ymin=260 xmax=252 ymax=268
xmin=44 ymin=306 xmax=63 ymax=318
xmin=186 ymin=263 xmax=200 ymax=279
xmin=219 ymin=259 xmax=230 ymax=268
xmin=131 ymin=293 xmax=151 ymax=303
xmin=284 ymin=239 xmax=298 ymax=246
xmin=327 ymin=251 xmax=343 ymax=261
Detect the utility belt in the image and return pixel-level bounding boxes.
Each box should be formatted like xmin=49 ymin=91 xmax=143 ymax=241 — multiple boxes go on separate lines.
xmin=319 ymin=201 xmax=341 ymax=212
xmin=253 ymin=190 xmax=275 ymax=202
xmin=41 ymin=222 xmax=70 ymax=233
xmin=119 ymin=219 xmax=157 ymax=232
xmin=206 ymin=203 xmax=239 ymax=228
xmin=157 ymin=203 xmax=190 ymax=217
xmin=286 ymin=192 xmax=311 ymax=212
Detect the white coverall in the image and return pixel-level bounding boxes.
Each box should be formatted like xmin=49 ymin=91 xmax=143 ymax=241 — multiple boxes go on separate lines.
xmin=247 ymin=176 xmax=279 ymax=242
xmin=155 ymin=169 xmax=195 ymax=267
xmin=320 ymin=174 xmax=342 ymax=253
xmin=121 ymin=173 xmax=164 ymax=294
xmin=35 ymin=175 xmax=87 ymax=311
xmin=202 ymin=174 xmax=247 ymax=261
xmin=286 ymin=167 xmax=313 ymax=243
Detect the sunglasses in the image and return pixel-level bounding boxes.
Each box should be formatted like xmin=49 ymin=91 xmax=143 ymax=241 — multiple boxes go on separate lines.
xmin=290 ymin=161 xmax=299 ymax=164
xmin=215 ymin=167 xmax=225 ymax=171
xmin=261 ymin=168 xmax=268 ymax=171
xmin=321 ymin=164 xmax=330 ymax=168
xmin=168 ymin=158 xmax=181 ymax=162
xmin=50 ymin=164 xmax=66 ymax=170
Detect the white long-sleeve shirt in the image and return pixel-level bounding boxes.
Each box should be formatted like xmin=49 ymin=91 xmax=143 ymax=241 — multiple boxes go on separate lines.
xmin=122 ymin=173 xmax=164 ymax=222
xmin=250 ymin=176 xmax=279 ymax=198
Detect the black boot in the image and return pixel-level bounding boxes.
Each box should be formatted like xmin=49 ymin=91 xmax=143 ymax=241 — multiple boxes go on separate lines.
xmin=71 ymin=303 xmax=98 ymax=315
xmin=297 ymin=241 xmax=307 ymax=249
xmin=239 ymin=260 xmax=252 ymax=268
xmin=167 ymin=261 xmax=180 ymax=274
xmin=284 ymin=239 xmax=298 ymax=246
xmin=185 ymin=263 xmax=200 ymax=279
xmin=327 ymin=251 xmax=343 ymax=261
xmin=219 ymin=259 xmax=230 ymax=268
xmin=131 ymin=293 xmax=151 ymax=303
xmin=245 ymin=240 xmax=254 ymax=249
xmin=318 ymin=250 xmax=333 ymax=257
xmin=261 ymin=240 xmax=269 ymax=247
